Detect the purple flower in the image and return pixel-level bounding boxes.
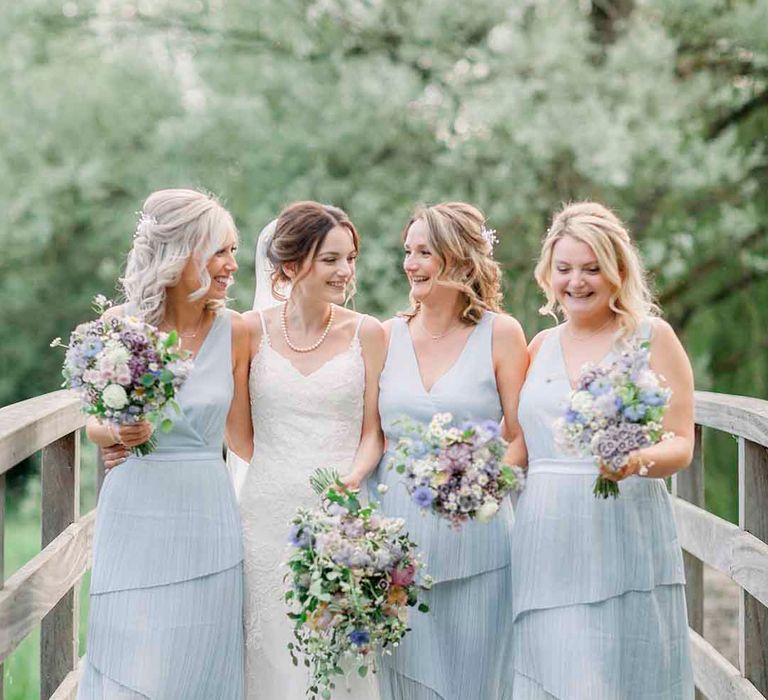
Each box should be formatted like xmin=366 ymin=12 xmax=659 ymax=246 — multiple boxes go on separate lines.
xmin=349 ymin=629 xmax=370 ymax=646
xmin=412 ymin=486 xmax=434 ymax=509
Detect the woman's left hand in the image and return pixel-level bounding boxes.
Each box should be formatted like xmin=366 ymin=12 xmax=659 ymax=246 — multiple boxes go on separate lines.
xmin=339 ymin=472 xmax=363 ymax=492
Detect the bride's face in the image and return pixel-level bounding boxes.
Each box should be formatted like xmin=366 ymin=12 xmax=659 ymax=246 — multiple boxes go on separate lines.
xmin=293 ymin=225 xmax=357 ymax=304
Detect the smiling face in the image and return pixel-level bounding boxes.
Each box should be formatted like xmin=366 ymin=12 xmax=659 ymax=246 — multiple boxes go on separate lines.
xmin=177 ymin=227 xmax=238 ymax=300
xmin=403 ymin=218 xmax=445 ymax=302
xmin=291 ymin=224 xmax=357 ymax=304
xmin=551 ymin=235 xmax=614 ymax=319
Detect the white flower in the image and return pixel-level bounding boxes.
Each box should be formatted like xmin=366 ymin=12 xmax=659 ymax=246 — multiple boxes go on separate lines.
xmin=476 ymin=500 xmax=499 ymax=523
xmin=571 ymin=390 xmax=595 ymax=415
xmin=412 ymin=458 xmax=436 ymax=479
xmin=376 ymin=484 xmax=389 ymax=494
xmin=102 ymin=384 xmax=129 ymax=409
xmin=104 ymin=340 xmax=131 ymax=367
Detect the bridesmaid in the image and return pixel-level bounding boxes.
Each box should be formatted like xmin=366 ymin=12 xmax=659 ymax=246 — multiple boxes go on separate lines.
xmin=79 ymin=189 xmax=253 ymax=699
xmin=510 ymin=202 xmax=694 ymax=698
xmin=359 ymin=202 xmax=529 ymax=700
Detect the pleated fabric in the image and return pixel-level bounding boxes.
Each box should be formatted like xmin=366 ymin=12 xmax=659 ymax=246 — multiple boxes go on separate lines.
xmin=369 ymin=313 xmax=515 ymax=700
xmin=511 ymin=323 xmax=694 ymax=699
xmin=78 ymin=309 xmax=245 ymax=700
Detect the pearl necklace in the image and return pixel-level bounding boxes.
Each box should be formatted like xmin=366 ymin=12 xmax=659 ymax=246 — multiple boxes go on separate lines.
xmin=281 ymin=303 xmax=335 ymax=353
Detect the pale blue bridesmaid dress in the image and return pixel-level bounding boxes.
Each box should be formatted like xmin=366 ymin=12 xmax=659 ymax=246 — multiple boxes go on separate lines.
xmin=369 ymin=312 xmax=515 ymax=700
xmin=511 ymin=322 xmax=694 ymax=699
xmin=78 ymin=309 xmax=245 ymax=699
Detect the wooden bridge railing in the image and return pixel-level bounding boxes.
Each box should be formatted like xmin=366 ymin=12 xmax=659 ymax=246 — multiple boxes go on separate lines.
xmin=0 ymin=388 xmax=766 ymax=699
xmin=672 ymin=391 xmax=768 ymax=700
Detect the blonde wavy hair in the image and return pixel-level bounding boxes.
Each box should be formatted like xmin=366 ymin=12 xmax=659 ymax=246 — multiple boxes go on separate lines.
xmin=121 ymin=189 xmax=237 ymax=325
xmin=534 ymin=201 xmax=658 ymax=338
xmin=400 ymin=202 xmax=503 ymax=325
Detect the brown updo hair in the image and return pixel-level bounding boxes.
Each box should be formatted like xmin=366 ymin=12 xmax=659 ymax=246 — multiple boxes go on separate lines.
xmin=268 ymin=201 xmax=360 ymax=300
xmin=401 ymin=202 xmax=503 ymax=325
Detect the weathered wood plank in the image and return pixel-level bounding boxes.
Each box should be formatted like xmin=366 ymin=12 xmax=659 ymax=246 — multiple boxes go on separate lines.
xmin=41 ymin=432 xmax=81 ymax=699
xmin=672 ymin=425 xmax=705 ymax=636
xmin=739 ymin=438 xmax=768 ymax=695
xmin=0 ymin=391 xmax=84 ymax=476
xmin=695 ymin=391 xmax=768 ymax=448
xmin=672 ymin=497 xmax=768 ymax=607
xmin=49 ymin=658 xmax=83 ymax=700
xmin=690 ymin=629 xmax=764 ymax=700
xmin=0 ymin=511 xmax=95 ymax=663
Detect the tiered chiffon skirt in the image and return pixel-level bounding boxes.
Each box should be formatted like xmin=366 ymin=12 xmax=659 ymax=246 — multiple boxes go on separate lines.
xmin=510 ymin=461 xmax=694 ymax=700
xmin=78 ymin=450 xmax=245 ymax=699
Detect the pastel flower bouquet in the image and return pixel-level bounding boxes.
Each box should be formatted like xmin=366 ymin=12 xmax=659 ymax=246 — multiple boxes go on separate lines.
xmin=51 ymin=296 xmax=193 ymax=455
xmin=388 ymin=413 xmax=525 ymax=528
xmin=554 ymin=340 xmax=672 ymax=498
xmin=285 ymin=469 xmax=431 ymax=700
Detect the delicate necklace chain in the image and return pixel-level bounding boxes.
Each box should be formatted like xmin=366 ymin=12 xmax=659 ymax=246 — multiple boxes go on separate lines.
xmin=161 ymin=310 xmax=206 ymax=339
xmin=281 ymin=303 xmax=335 ymax=353
xmin=418 ymin=313 xmax=463 ymax=341
xmin=566 ymin=316 xmax=616 ymax=341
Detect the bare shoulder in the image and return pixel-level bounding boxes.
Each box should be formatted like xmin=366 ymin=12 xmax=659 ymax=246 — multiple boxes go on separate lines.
xmin=241 ymin=309 xmax=264 ymax=344
xmin=648 ymin=317 xmax=677 ymax=345
xmin=229 ymin=310 xmax=250 ymax=341
xmin=491 ymin=312 xmax=526 ymax=345
xmin=358 ymin=314 xmax=385 ymax=342
xmin=381 ymin=316 xmax=400 ymax=344
xmin=528 ymin=327 xmax=554 ymax=362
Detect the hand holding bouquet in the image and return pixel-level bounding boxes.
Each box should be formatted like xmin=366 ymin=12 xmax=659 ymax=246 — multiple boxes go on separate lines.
xmin=388 ymin=413 xmax=525 ymax=528
xmin=285 ymin=469 xmax=431 ymax=700
xmin=554 ymin=340 xmax=672 ymax=499
xmin=51 ymin=296 xmax=193 ymax=455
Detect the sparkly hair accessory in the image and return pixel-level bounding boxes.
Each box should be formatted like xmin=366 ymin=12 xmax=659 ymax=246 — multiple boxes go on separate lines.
xmin=134 ymin=210 xmax=158 ymax=238
xmin=480 ymin=225 xmax=498 ymax=251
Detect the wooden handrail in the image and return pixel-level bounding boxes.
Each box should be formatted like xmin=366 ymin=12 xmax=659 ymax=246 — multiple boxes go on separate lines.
xmin=1 ymin=389 xmax=767 ymax=698
xmin=0 ymin=391 xmax=84 ymax=476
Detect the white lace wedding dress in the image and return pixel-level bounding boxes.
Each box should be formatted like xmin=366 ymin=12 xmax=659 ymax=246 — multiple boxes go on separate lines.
xmin=240 ymin=311 xmax=380 ymax=700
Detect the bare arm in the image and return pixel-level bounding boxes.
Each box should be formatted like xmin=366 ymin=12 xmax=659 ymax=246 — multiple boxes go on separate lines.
xmin=495 ymin=315 xmax=530 ymax=468
xmin=340 ymin=316 xmax=387 ymax=490
xmin=225 ymin=313 xmax=255 ymax=462
xmin=608 ymin=319 xmax=695 ymax=481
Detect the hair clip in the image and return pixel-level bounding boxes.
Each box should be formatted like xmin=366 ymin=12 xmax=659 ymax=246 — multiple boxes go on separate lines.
xmin=480 ymin=225 xmax=498 ymax=251
xmin=134 ymin=211 xmax=158 ymax=238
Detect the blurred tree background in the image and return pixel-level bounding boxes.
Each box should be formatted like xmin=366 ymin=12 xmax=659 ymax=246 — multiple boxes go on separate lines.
xmin=1 ymin=0 xmax=766 ymax=524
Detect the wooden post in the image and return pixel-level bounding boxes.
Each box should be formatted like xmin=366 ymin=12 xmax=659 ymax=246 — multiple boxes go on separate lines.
xmin=0 ymin=472 xmax=5 ymax=700
xmin=738 ymin=437 xmax=768 ymax=695
xmin=40 ymin=432 xmax=80 ymax=700
xmin=673 ymin=424 xmax=705 ymax=635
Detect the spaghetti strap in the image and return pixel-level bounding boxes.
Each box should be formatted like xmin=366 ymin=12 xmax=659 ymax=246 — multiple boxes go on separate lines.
xmin=257 ymin=310 xmax=271 ymax=346
xmin=353 ymin=313 xmax=366 ymax=341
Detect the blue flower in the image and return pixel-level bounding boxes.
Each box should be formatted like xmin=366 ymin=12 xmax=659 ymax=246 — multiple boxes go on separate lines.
xmin=349 ymin=629 xmax=370 ymax=646
xmin=640 ymin=390 xmax=666 ymax=407
xmin=479 ymin=420 xmax=501 ymax=438
xmin=622 ymin=403 xmax=647 ymax=421
xmin=412 ymin=486 xmax=434 ymax=509
xmin=565 ymin=409 xmax=581 ymax=424
xmin=288 ymin=525 xmax=310 ymax=548
xmin=410 ymin=440 xmax=429 ymax=458
xmin=587 ymin=377 xmax=612 ymax=396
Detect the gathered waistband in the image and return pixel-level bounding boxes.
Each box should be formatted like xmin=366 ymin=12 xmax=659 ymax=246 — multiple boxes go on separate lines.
xmin=128 ymin=448 xmax=223 ymax=463
xmin=527 ymin=457 xmax=598 ymax=476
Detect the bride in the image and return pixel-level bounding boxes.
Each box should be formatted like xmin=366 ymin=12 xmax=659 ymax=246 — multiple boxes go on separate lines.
xmin=238 ymin=201 xmax=386 ymax=699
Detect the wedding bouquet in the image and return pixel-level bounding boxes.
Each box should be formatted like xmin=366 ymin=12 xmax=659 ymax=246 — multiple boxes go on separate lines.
xmin=285 ymin=469 xmax=431 ymax=700
xmin=388 ymin=413 xmax=525 ymax=528
xmin=51 ymin=296 xmax=193 ymax=455
xmin=554 ymin=340 xmax=672 ymax=498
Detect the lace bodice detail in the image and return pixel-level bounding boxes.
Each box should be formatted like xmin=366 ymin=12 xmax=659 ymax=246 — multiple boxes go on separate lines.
xmin=239 ymin=313 xmax=372 ymax=698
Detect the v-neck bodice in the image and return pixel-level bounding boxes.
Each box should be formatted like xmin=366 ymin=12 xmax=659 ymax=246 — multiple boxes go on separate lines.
xmin=379 ymin=313 xmax=502 ymax=442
